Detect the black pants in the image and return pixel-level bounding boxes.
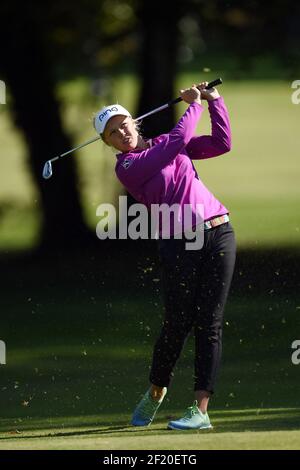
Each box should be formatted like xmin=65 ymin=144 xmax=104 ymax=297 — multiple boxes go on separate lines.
xmin=149 ymin=222 xmax=236 ymax=393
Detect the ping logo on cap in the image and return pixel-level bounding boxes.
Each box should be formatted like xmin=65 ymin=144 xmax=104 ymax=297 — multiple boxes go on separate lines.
xmin=94 ymin=104 xmax=131 ymax=135
xmin=98 ymin=106 xmax=118 ymax=122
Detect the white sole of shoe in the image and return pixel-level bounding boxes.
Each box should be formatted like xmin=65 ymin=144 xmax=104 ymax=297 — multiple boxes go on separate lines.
xmin=167 ymin=423 xmax=213 ymax=431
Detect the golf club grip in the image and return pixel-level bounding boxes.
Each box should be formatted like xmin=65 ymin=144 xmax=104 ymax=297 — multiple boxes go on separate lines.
xmin=169 ymin=78 xmax=223 ymax=106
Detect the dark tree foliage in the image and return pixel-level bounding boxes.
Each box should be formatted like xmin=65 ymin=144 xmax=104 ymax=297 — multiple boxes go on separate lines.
xmin=0 ymin=0 xmax=298 ymax=255
xmin=135 ymin=0 xmax=185 ymax=138
xmin=0 ymin=3 xmax=94 ymax=252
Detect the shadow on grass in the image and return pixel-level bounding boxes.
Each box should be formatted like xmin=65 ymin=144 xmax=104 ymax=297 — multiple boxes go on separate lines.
xmin=1 ymin=247 xmax=300 ymax=445
xmin=1 ymin=408 xmax=300 ymax=441
xmin=210 ymin=408 xmax=300 ymax=434
xmin=0 ymin=423 xmax=171 ymax=441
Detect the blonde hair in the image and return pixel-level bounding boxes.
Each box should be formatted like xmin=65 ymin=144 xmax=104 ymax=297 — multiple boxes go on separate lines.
xmin=92 ymin=114 xmax=142 ymax=147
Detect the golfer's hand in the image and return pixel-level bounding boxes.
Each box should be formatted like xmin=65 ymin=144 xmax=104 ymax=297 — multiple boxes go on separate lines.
xmin=180 ymin=86 xmax=201 ymax=105
xmin=197 ymin=81 xmax=220 ymax=101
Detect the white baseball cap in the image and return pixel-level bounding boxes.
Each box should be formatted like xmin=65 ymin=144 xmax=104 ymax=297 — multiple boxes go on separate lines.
xmin=94 ymin=104 xmax=131 ymax=135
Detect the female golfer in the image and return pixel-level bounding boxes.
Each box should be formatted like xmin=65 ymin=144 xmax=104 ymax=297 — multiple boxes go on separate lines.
xmin=94 ymin=82 xmax=236 ymax=430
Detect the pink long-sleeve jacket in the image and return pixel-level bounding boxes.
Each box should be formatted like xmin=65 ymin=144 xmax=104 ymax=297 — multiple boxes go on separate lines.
xmin=115 ymin=97 xmax=231 ymax=236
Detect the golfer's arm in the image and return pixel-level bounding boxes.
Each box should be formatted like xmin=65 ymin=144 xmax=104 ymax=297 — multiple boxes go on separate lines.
xmin=185 ymin=97 xmax=231 ymax=160
xmin=117 ymin=102 xmax=204 ymax=187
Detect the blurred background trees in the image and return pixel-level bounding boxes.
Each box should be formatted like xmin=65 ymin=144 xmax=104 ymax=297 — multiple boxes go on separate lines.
xmin=0 ymin=0 xmax=299 ymax=253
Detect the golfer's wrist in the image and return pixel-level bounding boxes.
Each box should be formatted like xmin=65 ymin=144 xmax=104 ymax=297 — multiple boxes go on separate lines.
xmin=206 ymin=93 xmax=221 ymax=101
xmin=208 ymin=96 xmax=223 ymax=105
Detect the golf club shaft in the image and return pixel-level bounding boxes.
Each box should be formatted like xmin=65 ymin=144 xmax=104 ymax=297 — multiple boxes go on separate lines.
xmin=135 ymin=78 xmax=222 ymax=121
xmin=44 ymin=77 xmax=223 ymax=174
xmin=50 ymin=135 xmax=101 ymax=163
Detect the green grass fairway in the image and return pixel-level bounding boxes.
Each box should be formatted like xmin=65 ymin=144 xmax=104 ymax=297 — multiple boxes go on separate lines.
xmin=1 ymin=409 xmax=300 ymax=450
xmin=1 ymin=258 xmax=300 ymax=450
xmin=1 ymin=75 xmax=299 ymax=449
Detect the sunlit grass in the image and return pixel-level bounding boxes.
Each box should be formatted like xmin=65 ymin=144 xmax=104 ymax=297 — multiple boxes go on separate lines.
xmin=0 ymin=253 xmax=299 ymax=449
xmin=1 ymin=410 xmax=300 ymax=449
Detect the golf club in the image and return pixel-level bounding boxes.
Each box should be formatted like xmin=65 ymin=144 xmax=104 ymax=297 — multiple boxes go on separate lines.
xmin=42 ymin=78 xmax=222 ymax=179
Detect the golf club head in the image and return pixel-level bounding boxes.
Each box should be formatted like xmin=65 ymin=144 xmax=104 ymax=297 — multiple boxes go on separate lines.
xmin=42 ymin=161 xmax=53 ymax=179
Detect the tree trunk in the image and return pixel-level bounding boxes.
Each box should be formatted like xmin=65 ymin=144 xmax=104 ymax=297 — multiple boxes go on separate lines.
xmin=136 ymin=0 xmax=183 ymax=138
xmin=0 ymin=5 xmax=94 ymax=254
xmin=124 ymin=0 xmax=182 ymax=226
